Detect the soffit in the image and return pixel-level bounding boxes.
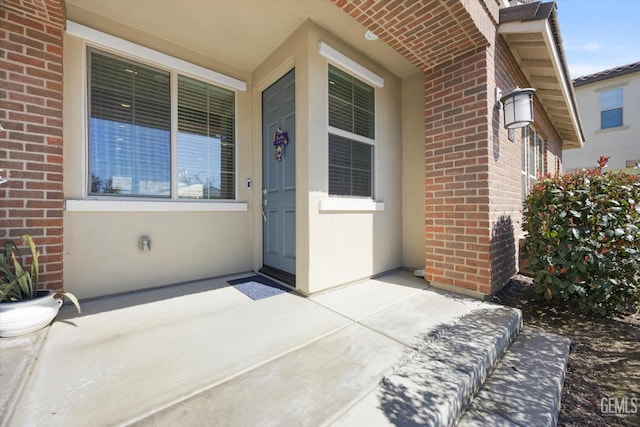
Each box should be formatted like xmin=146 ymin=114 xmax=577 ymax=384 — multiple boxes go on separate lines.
xmin=499 ymin=2 xmax=584 ymax=149
xmin=329 ymin=0 xmax=493 ymax=72
xmin=64 ymin=0 xmax=419 ymax=79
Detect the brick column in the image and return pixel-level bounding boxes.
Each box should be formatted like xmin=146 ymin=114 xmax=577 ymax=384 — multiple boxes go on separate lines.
xmin=424 ymin=47 xmax=495 ymax=296
xmin=0 ymin=0 xmax=65 ymax=290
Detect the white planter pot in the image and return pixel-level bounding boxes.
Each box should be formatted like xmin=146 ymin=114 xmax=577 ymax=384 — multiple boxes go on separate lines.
xmin=0 ymin=291 xmax=63 ymax=338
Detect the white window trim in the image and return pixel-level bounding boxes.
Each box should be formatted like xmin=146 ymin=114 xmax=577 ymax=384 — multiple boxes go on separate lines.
xmin=327 ymin=126 xmax=375 ymax=146
xmin=65 ymin=199 xmax=248 ymax=212
xmin=67 ymin=21 xmax=246 ymax=91
xmin=323 ymin=48 xmax=381 ymax=209
xmin=73 ymin=30 xmax=242 ymax=205
xmin=594 ymin=82 xmax=629 ymax=92
xmin=596 ymin=125 xmax=630 ymax=134
xmin=319 ymin=41 xmax=384 ymax=88
xmin=536 ymin=134 xmax=545 ymax=177
xmin=318 ymin=198 xmax=384 ymax=212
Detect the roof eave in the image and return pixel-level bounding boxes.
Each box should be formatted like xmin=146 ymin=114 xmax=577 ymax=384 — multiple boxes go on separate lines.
xmin=499 ymin=15 xmax=584 ymax=149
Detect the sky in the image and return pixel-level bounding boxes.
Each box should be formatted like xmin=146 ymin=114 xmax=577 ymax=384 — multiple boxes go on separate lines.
xmin=554 ymin=0 xmax=640 ymax=78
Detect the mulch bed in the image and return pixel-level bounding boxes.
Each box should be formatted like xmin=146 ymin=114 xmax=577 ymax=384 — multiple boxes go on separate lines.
xmin=492 ymin=275 xmax=640 ymax=427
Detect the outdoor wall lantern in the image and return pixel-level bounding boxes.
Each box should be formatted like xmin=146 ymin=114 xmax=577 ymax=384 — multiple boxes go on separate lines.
xmin=496 ymin=88 xmax=536 ymax=129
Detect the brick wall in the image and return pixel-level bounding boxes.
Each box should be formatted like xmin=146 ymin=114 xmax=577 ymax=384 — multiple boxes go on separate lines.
xmin=423 ymin=28 xmax=565 ymax=296
xmin=489 ymin=37 xmax=527 ymax=292
xmin=0 ymin=0 xmax=65 ymax=290
xmin=424 ymin=47 xmax=495 ymax=295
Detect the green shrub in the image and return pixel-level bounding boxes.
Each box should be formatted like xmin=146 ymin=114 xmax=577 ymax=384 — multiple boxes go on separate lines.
xmin=523 ymin=157 xmax=640 ymax=316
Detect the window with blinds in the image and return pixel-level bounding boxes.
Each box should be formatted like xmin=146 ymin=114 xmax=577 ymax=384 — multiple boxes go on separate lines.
xmin=328 ymin=65 xmax=375 ymax=197
xmin=87 ymin=49 xmax=236 ymax=200
xmin=89 ymin=50 xmax=171 ymax=196
xmin=178 ymin=76 xmax=235 ymax=199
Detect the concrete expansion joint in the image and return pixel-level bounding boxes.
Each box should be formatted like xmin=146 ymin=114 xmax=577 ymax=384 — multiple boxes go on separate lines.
xmin=309 ymin=286 xmax=429 ymax=325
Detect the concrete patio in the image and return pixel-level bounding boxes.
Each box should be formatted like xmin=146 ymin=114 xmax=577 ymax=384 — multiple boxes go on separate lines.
xmin=0 ymin=270 xmax=569 ymax=426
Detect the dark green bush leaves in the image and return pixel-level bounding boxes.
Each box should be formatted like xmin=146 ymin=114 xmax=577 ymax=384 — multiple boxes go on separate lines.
xmin=523 ymin=165 xmax=640 ymax=316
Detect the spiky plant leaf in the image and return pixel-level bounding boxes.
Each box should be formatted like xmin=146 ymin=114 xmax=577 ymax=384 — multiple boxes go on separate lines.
xmin=57 ymin=292 xmax=82 ymax=314
xmin=23 ymin=235 xmax=38 ymax=298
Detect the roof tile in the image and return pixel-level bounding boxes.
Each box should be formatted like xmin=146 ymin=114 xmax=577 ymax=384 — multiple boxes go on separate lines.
xmin=573 ymin=61 xmax=640 ymax=86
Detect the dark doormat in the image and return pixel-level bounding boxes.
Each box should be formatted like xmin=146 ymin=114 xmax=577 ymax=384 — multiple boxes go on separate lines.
xmin=228 ymin=275 xmax=290 ymax=301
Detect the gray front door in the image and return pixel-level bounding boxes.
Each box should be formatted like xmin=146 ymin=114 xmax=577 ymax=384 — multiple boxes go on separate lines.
xmin=262 ymin=69 xmax=295 ymax=281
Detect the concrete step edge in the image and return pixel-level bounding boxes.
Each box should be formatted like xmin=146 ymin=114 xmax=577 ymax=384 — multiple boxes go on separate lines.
xmin=456 ymin=327 xmax=571 ymax=427
xmin=330 ymin=305 xmax=523 ymax=427
xmin=417 ymin=305 xmax=523 ymax=426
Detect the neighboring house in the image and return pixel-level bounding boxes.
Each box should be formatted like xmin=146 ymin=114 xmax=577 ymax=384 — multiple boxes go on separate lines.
xmin=0 ymin=0 xmax=582 ymax=300
xmin=564 ymin=61 xmax=640 ymax=172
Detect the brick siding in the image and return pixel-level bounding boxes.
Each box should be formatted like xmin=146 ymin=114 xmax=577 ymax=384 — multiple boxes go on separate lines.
xmin=0 ymin=0 xmax=65 ymax=290
xmin=423 ymin=47 xmax=494 ymax=294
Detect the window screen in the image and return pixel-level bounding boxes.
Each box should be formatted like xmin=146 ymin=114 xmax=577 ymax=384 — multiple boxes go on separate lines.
xmin=88 ymin=50 xmax=171 ymax=196
xmin=178 ymin=75 xmax=235 ymax=199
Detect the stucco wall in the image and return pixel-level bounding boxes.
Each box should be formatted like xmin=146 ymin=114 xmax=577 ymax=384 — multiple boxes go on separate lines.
xmin=63 ymin=29 xmax=255 ymax=299
xmin=565 ymin=73 xmax=640 ymax=171
xmin=401 ymin=73 xmax=427 ymax=270
xmin=63 ymin=17 xmax=408 ymax=298
xmin=303 ymin=23 xmax=405 ymax=293
xmin=253 ymin=21 xmax=406 ymax=294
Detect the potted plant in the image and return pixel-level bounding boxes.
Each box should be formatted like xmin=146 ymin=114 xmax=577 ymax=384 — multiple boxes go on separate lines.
xmin=0 ymin=234 xmax=80 ymax=338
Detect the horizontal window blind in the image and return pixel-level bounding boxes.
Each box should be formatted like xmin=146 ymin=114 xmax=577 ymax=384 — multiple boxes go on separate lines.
xmin=87 ymin=48 xmax=238 ymax=200
xmin=328 ymin=134 xmax=373 ymax=197
xmin=89 ymin=50 xmax=171 ymax=196
xmin=178 ymin=75 xmax=235 ymax=199
xmin=328 ymin=65 xmax=374 ymax=139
